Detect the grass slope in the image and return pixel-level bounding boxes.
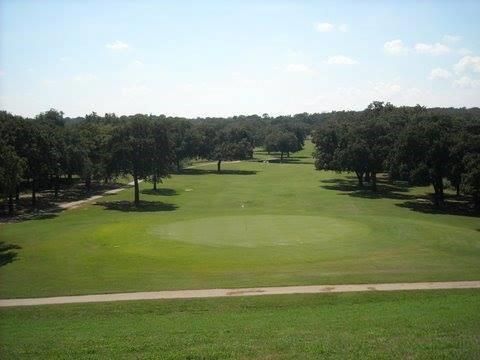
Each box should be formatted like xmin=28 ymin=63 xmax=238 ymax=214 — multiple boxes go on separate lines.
xmin=1 ymin=142 xmax=479 ymax=298
xmin=1 ymin=290 xmax=479 ymax=359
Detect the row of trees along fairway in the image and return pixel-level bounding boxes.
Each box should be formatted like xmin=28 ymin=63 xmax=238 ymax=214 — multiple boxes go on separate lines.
xmin=2 ymin=103 xmax=479 ymax=214
xmin=0 ymin=110 xmax=307 ymax=214
xmin=312 ymin=102 xmax=480 ymax=208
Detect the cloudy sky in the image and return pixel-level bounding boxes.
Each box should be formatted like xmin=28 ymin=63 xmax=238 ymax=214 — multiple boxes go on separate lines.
xmin=0 ymin=0 xmax=479 ymax=118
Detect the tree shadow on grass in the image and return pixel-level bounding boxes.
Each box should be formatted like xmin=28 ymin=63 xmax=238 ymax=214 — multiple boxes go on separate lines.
xmin=0 ymin=241 xmax=21 ymax=267
xmin=320 ymin=177 xmax=414 ymax=201
xmin=268 ymin=158 xmax=313 ymax=165
xmin=0 ymin=208 xmax=61 ymax=224
xmin=396 ymin=196 xmax=480 ymax=218
xmin=95 ymin=200 xmax=178 ymax=212
xmin=176 ymin=169 xmax=258 ymax=176
xmin=321 ymin=176 xmax=479 ymax=217
xmin=141 ymin=188 xmax=178 ymax=196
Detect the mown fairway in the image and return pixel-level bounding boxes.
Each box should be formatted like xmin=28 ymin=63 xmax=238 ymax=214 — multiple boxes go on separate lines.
xmin=1 ymin=142 xmax=480 ymax=298
xmin=1 ymin=290 xmax=480 ymax=359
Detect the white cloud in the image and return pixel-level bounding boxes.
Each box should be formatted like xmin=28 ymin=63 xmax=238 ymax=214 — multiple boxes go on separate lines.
xmin=315 ymin=23 xmax=335 ymax=32
xmin=384 ymin=40 xmax=408 ymax=55
xmin=442 ymin=34 xmax=462 ymax=43
xmin=285 ymin=63 xmax=313 ymax=73
xmin=453 ymin=76 xmax=480 ymax=88
xmin=454 ymin=56 xmax=480 ymax=74
xmin=72 ymin=73 xmax=97 ymax=83
xmin=42 ymin=79 xmax=56 ymax=86
xmin=458 ymin=48 xmax=472 ymax=56
xmin=372 ymin=82 xmax=402 ymax=95
xmin=325 ymin=55 xmax=358 ymax=65
xmin=106 ymin=40 xmax=129 ymax=51
xmin=429 ymin=68 xmax=452 ymax=80
xmin=121 ymin=84 xmax=150 ymax=96
xmin=314 ymin=22 xmax=348 ymax=33
xmin=314 ymin=22 xmax=334 ymax=32
xmin=414 ymin=42 xmax=450 ymax=55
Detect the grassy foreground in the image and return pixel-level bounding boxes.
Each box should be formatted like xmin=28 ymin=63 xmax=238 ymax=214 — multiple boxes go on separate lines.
xmin=1 ymin=142 xmax=480 ymax=298
xmin=1 ymin=289 xmax=479 ymax=359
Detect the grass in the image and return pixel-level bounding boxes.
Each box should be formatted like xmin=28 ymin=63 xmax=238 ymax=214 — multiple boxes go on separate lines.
xmin=1 ymin=289 xmax=479 ymax=359
xmin=0 ymin=141 xmax=479 ymax=298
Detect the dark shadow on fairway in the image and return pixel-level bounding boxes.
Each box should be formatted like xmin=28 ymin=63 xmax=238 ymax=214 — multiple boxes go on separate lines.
xmin=321 ymin=177 xmax=479 ymax=217
xmin=95 ymin=200 xmax=178 ymax=212
xmin=397 ymin=197 xmax=480 ymax=218
xmin=176 ymin=169 xmax=258 ymax=176
xmin=320 ymin=177 xmax=414 ymax=201
xmin=141 ymin=188 xmax=178 ymax=196
xmin=0 ymin=241 xmax=21 ymax=267
xmin=0 ymin=208 xmax=61 ymax=224
xmin=1 ymin=181 xmax=125 ymax=222
xmin=267 ymin=158 xmax=313 ymax=165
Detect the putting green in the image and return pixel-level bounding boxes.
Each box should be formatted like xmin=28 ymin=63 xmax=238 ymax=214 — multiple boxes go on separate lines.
xmin=151 ymin=215 xmax=370 ymax=248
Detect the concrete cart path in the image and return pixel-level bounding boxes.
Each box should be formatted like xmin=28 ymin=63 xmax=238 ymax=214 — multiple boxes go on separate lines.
xmin=1 ymin=280 xmax=479 ymax=307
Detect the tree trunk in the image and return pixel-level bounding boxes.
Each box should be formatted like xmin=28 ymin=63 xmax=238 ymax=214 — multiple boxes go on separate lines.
xmin=54 ymin=175 xmax=59 ymax=199
xmin=31 ymin=179 xmax=36 ymax=207
xmin=364 ymin=171 xmax=371 ymax=182
xmin=432 ymin=177 xmax=444 ymax=207
xmin=15 ymin=185 xmax=20 ymax=202
xmin=8 ymin=194 xmax=14 ymax=216
xmin=355 ymin=171 xmax=364 ymax=187
xmin=133 ymin=174 xmax=140 ymax=206
xmin=287 ymin=152 xmax=290 ymax=158
xmin=474 ymin=193 xmax=480 ymax=211
xmin=217 ymin=160 xmax=222 ymax=173
xmin=85 ymin=176 xmax=91 ymax=192
xmin=67 ymin=173 xmax=72 ymax=183
xmin=280 ymin=152 xmax=284 ymax=162
xmin=456 ymin=184 xmax=460 ymax=196
xmin=176 ymin=160 xmax=181 ymax=172
xmin=371 ymin=172 xmax=377 ymax=192
xmin=153 ymin=174 xmax=157 ymax=190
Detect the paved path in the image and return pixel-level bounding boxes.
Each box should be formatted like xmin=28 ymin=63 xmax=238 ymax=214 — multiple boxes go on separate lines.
xmin=1 ymin=281 xmax=479 ymax=307
xmin=57 ymin=180 xmax=142 ymax=210
xmin=186 ymin=160 xmax=241 ymax=169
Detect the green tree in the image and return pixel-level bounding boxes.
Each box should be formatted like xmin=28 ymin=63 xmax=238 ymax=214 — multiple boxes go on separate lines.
xmin=392 ymin=116 xmax=452 ymax=206
xmin=109 ymin=117 xmax=155 ymax=205
xmin=150 ymin=121 xmax=174 ymax=190
xmin=208 ymin=127 xmax=254 ymax=172
xmin=0 ymin=143 xmax=25 ymax=215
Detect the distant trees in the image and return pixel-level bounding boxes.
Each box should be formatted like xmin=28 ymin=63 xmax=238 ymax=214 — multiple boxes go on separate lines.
xmin=206 ymin=126 xmax=254 ymax=172
xmin=1 ymin=102 xmax=480 ymax=214
xmin=168 ymin=120 xmax=202 ymax=171
xmin=312 ymin=102 xmax=480 ymax=209
xmin=109 ymin=116 xmax=173 ymax=205
xmin=392 ymin=116 xmax=452 ymax=206
xmin=264 ymin=125 xmax=305 ymax=161
xmin=0 ymin=143 xmax=25 ymax=215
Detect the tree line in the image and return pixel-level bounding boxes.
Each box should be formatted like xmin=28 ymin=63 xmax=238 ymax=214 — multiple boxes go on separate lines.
xmin=1 ymin=103 xmax=479 ymax=215
xmin=0 ymin=110 xmax=308 ymax=214
xmin=312 ymin=102 xmax=480 ymax=209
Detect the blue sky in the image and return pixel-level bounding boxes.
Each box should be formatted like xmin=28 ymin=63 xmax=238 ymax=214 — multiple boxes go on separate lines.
xmin=1 ymin=0 xmax=479 ymax=117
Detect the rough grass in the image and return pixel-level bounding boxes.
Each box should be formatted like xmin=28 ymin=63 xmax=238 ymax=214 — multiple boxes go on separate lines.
xmin=1 ymin=289 xmax=479 ymax=359
xmin=0 ymin=142 xmax=479 ymax=298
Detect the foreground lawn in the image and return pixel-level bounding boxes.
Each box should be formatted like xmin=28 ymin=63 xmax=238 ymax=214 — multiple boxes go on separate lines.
xmin=1 ymin=290 xmax=479 ymax=359
xmin=1 ymin=143 xmax=479 ymax=298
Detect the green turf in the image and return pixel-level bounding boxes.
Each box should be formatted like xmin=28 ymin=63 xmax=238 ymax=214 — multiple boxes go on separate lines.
xmin=1 ymin=290 xmax=479 ymax=359
xmin=1 ymin=141 xmax=479 ymax=298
